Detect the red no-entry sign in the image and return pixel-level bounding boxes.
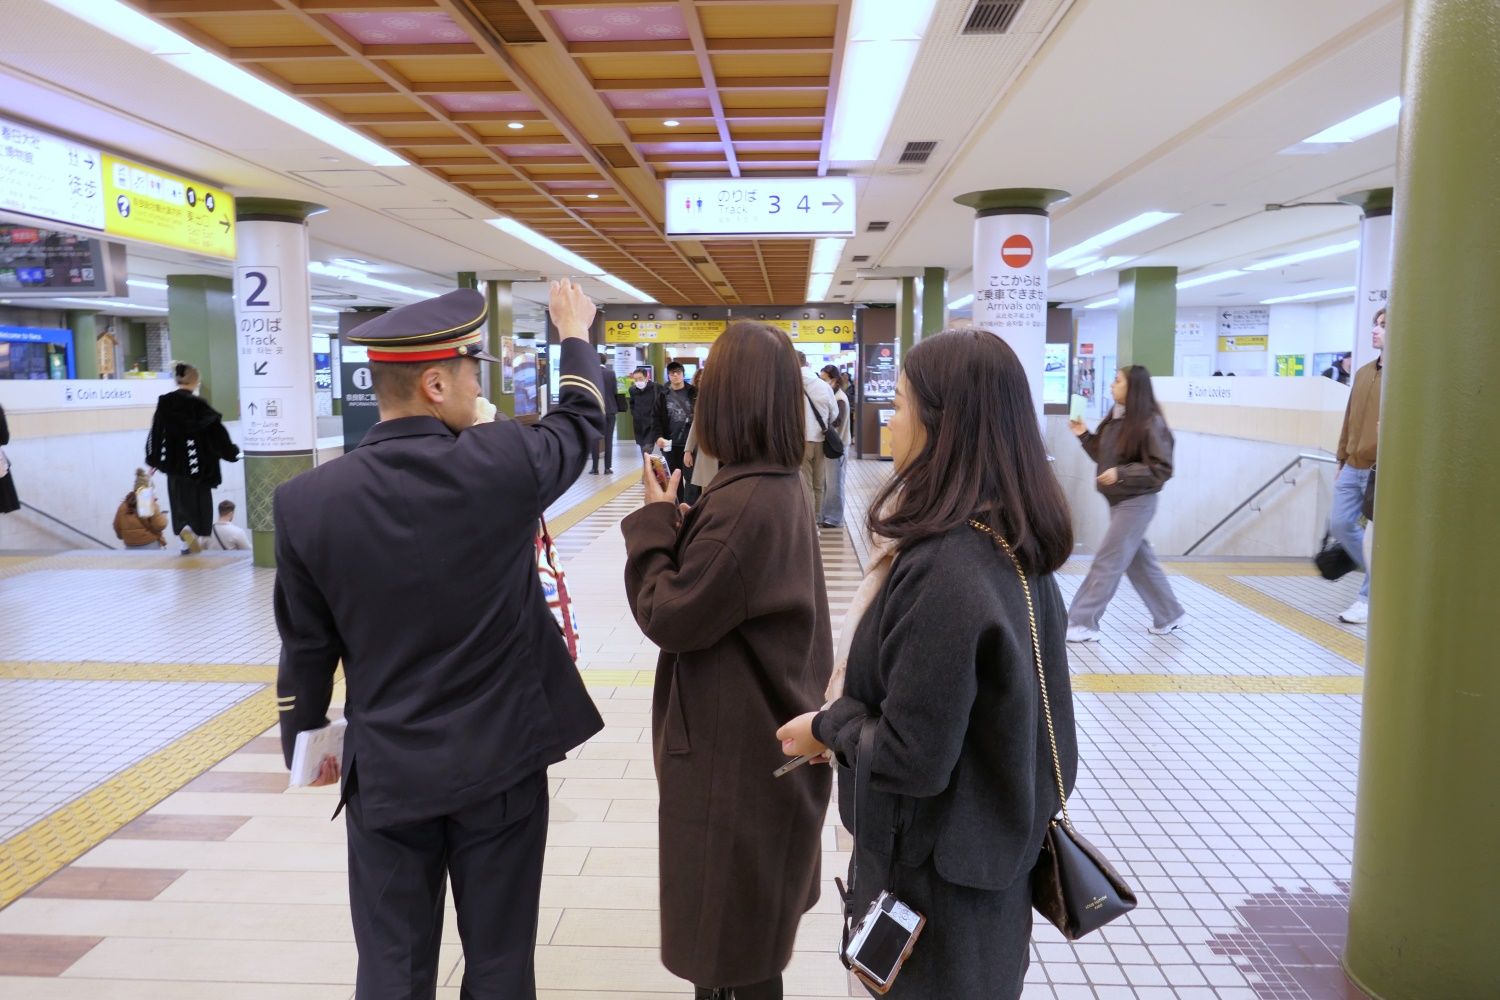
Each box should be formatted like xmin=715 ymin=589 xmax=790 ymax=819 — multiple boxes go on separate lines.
xmin=1001 ymin=234 xmax=1034 ymax=269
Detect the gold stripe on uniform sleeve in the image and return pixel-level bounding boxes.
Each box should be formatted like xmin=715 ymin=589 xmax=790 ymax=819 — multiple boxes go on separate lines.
xmin=558 ymin=374 xmax=606 ymax=413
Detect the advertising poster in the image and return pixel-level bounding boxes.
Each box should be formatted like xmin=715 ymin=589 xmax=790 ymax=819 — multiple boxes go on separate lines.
xmin=500 ymin=336 xmax=514 ymax=394
xmin=513 ymin=350 xmax=538 ymax=416
xmin=1274 ymin=354 xmax=1306 ymax=377
xmin=1043 ymin=342 xmax=1070 ymax=406
xmin=861 ymin=343 xmax=897 ymax=401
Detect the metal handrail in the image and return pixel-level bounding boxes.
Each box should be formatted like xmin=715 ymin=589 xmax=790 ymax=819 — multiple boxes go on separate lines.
xmin=1183 ymin=452 xmax=1338 ymax=556
xmin=17 ymin=502 xmax=116 ymax=550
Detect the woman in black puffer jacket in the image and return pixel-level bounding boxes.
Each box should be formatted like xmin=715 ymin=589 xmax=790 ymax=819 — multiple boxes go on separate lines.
xmin=146 ymin=362 xmax=240 ymax=549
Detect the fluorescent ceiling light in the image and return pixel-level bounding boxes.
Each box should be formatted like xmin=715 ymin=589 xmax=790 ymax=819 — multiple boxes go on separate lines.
xmin=1176 ymin=269 xmax=1245 ymax=290
xmin=487 ymin=218 xmax=604 ymax=276
xmin=599 ymin=274 xmax=653 ymax=303
xmin=947 ymin=294 xmax=974 ymax=310
xmin=127 ymin=278 xmax=169 ymax=291
xmin=1048 ymin=212 xmax=1179 ymax=269
xmin=827 ymin=0 xmax=939 ymax=161
xmin=39 ymin=0 xmax=405 ymax=168
xmin=810 ymin=238 xmax=845 ymax=274
xmin=1074 ymin=255 xmax=1135 ymax=277
xmin=1083 ymin=297 xmax=1119 ymax=310
xmin=1261 ymin=286 xmax=1357 ymax=305
xmin=1301 ymin=98 xmax=1401 ymax=144
xmin=806 ymin=273 xmax=833 ymax=303
xmin=1244 ymin=239 xmax=1360 ymax=271
xmin=52 ymin=296 xmax=167 ymax=312
xmin=310 ymin=261 xmax=429 ymax=298
xmin=310 ymin=304 xmax=341 ymax=314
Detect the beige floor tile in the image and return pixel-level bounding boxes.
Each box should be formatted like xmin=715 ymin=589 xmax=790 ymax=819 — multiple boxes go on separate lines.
xmin=549 ymin=799 xmax=613 ymax=823
xmin=580 ymin=847 xmax=658 ymax=877
xmin=0 ymin=898 xmax=363 ymax=942
xmin=622 ymin=759 xmax=659 ymax=781
xmin=157 ymin=869 xmax=349 ymax=906
xmin=62 ymin=938 xmax=362 ymax=984
xmin=555 ymin=778 xmax=659 ymax=801
xmin=148 ymin=792 xmax=342 ymax=819
xmin=546 ymin=821 xmax=658 ymax=849
xmin=550 ymin=907 xmax=660 ymax=948
xmin=0 ymin=981 xmax=351 ymax=1000
xmin=583 ymin=727 xmax=647 ymax=744
xmin=604 ymin=799 xmax=660 ymax=823
xmin=534 ymin=945 xmax=681 ymax=993
xmin=538 ymin=875 xmax=658 ymax=911
xmin=75 ymin=840 xmax=348 ymax=873
xmin=548 ymin=758 xmax=631 ymax=780
xmin=576 ymin=741 xmax=654 ymax=761
xmin=213 ymin=753 xmax=289 ymax=774
xmin=228 ymin=816 xmax=348 ymax=845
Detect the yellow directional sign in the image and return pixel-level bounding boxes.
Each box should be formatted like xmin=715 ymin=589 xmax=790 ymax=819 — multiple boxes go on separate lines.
xmin=765 ymin=318 xmax=853 ymax=342
xmin=604 ymin=319 xmax=725 ymax=343
xmin=102 ymin=154 xmax=236 ymax=259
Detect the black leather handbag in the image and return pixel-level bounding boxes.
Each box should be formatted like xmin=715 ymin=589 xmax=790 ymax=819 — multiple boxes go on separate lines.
xmin=1314 ymin=533 xmax=1358 ymax=581
xmin=1361 ymin=466 xmax=1376 ymax=522
xmin=805 ymin=391 xmax=845 ymax=460
xmin=971 ymin=521 xmax=1137 ymax=940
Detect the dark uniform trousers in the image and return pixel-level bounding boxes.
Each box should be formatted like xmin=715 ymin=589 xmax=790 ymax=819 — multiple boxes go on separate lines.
xmin=346 ymin=771 xmax=549 ymax=999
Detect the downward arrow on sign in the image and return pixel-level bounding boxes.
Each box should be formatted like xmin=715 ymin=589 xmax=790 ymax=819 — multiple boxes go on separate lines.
xmin=253 ymin=361 xmax=269 ymax=375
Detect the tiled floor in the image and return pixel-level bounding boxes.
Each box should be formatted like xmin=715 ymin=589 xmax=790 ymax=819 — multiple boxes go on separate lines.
xmin=0 ymin=460 xmax=1377 ymax=999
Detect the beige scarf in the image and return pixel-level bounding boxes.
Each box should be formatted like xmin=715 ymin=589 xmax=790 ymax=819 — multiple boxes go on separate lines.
xmin=824 ymin=529 xmax=898 ymax=702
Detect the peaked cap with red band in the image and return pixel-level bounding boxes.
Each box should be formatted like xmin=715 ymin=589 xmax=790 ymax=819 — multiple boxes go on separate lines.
xmin=346 ymin=288 xmax=499 ymax=364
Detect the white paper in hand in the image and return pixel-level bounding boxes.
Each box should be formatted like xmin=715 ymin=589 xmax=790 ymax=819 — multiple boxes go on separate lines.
xmin=1070 ymin=394 xmax=1088 ymax=422
xmin=289 ymin=718 xmax=346 ymax=788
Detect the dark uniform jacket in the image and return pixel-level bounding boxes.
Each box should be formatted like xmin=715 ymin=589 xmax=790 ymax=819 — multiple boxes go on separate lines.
xmin=274 ymin=338 xmax=608 ymax=829
xmin=621 ymin=462 xmax=833 ymax=986
xmin=1077 ymin=409 xmax=1174 ymax=505
xmin=815 ymin=525 xmax=1077 ymax=894
xmin=628 ymin=380 xmax=665 ymax=441
xmin=146 ymin=389 xmax=240 ymax=487
xmin=598 ymin=364 xmax=620 ymax=419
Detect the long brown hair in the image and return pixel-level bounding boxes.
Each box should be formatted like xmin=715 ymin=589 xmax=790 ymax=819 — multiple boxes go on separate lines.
xmin=1107 ymin=364 xmax=1163 ymax=462
xmin=869 ymin=329 xmax=1073 ymax=574
xmin=696 ymin=321 xmax=804 ymax=469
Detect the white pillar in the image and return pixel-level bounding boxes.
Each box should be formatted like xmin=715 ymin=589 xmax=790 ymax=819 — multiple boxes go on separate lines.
xmin=955 ymin=189 xmax=1070 ymax=428
xmin=1341 ymin=189 xmax=1393 ymax=372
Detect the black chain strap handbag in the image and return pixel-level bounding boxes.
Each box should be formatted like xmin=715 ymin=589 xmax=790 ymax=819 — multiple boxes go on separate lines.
xmin=970 ymin=520 xmax=1138 ymax=940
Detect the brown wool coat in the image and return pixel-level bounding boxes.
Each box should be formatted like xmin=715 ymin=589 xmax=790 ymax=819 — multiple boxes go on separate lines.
xmin=621 ymin=462 xmax=834 ymax=987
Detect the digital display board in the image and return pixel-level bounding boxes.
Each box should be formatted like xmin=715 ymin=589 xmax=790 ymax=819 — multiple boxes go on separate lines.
xmin=0 ymin=225 xmax=126 ymax=296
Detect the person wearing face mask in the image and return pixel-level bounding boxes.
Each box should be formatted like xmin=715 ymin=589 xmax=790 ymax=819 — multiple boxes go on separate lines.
xmin=629 ymin=366 xmax=666 ymax=462
xmin=1064 ymin=365 xmax=1185 ymax=642
xmin=777 ymin=329 xmax=1077 ymax=999
xmin=1329 ymin=306 xmax=1387 ymax=624
xmin=145 ymin=361 xmax=240 ymax=554
xmin=271 ymin=281 xmax=609 ymax=999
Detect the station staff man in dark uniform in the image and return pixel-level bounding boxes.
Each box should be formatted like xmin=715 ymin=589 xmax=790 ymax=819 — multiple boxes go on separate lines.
xmin=273 ymin=279 xmax=609 ymax=999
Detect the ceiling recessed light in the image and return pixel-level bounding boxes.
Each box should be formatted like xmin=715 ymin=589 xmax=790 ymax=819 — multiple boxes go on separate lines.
xmin=663 ymin=120 xmax=680 ymax=128
xmin=587 ymin=193 xmax=600 ymax=199
xmin=507 ymin=121 xmax=525 ymax=130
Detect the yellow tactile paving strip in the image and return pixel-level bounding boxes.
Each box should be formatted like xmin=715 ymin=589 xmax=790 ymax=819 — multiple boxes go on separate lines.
xmin=0 ymin=661 xmax=276 ymax=683
xmin=1175 ymin=568 xmax=1366 ymax=665
xmin=546 ymin=472 xmax=640 ymax=536
xmin=0 ymin=689 xmax=277 ymax=908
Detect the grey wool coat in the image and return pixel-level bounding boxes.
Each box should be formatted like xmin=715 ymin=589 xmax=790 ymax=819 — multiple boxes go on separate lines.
xmin=622 ymin=461 xmax=834 ymax=987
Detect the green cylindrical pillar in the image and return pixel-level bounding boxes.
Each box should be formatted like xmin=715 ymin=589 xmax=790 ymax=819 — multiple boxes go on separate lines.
xmin=67 ymin=310 xmax=100 ymax=380
xmin=918 ymin=267 xmax=947 ymax=338
xmin=1345 ymin=3 xmax=1500 ymax=998
xmin=897 ymin=276 xmax=917 ymax=364
xmin=1117 ymin=266 xmax=1178 ymax=375
xmin=233 ymin=198 xmax=327 ymax=568
xmin=166 ymin=274 xmax=237 ymax=412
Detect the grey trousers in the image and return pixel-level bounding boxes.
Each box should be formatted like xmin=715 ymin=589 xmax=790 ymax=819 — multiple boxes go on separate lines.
xmin=1068 ymin=493 xmax=1184 ymax=630
xmin=801 ymin=442 xmax=826 ymax=524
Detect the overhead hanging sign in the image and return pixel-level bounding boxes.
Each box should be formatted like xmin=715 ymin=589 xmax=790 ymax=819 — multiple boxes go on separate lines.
xmin=102 ymin=154 xmax=236 ymax=259
xmin=601 ymin=306 xmax=728 ymax=344
xmin=664 ymin=176 xmax=856 ymax=239
xmin=740 ymin=305 xmax=854 ymax=342
xmin=0 ymin=115 xmax=105 ymax=231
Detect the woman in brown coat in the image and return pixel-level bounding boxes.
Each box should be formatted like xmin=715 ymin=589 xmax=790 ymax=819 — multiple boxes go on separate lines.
xmin=622 ymin=321 xmax=833 ymax=1000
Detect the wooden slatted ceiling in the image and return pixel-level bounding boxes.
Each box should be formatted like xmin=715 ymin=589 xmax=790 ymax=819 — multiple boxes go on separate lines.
xmin=136 ymin=0 xmax=846 ymax=305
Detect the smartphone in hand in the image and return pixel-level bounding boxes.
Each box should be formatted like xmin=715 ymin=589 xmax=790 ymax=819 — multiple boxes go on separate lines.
xmin=649 ymin=455 xmax=670 ymax=489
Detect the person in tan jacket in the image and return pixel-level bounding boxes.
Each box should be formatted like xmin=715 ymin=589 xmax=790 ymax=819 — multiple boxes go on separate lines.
xmin=114 ymin=469 xmax=169 ymax=549
xmin=1330 ymin=307 xmax=1386 ymax=624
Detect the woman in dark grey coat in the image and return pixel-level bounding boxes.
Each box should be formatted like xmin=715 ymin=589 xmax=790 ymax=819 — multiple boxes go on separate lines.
xmin=623 ymin=321 xmax=833 ymax=1000
xmin=1065 ymin=364 xmax=1185 ymax=642
xmin=779 ymin=329 xmax=1079 ymax=999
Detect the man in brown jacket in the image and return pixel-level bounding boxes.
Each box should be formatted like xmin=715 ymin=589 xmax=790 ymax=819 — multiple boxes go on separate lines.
xmin=1331 ymin=312 xmax=1386 ymax=623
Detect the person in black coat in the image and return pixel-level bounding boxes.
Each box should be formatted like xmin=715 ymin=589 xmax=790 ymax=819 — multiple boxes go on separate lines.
xmin=145 ymin=363 xmax=240 ymax=549
xmin=273 ymin=282 xmax=608 ymax=1000
xmin=627 ymin=365 xmax=664 ymax=460
xmin=779 ymin=329 xmax=1079 ymax=999
xmin=0 ymin=404 xmax=18 ymax=515
xmin=591 ymin=356 xmax=620 ymax=474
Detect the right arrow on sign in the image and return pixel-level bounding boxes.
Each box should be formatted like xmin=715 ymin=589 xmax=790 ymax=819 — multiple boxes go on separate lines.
xmin=822 ymin=194 xmax=844 ymax=212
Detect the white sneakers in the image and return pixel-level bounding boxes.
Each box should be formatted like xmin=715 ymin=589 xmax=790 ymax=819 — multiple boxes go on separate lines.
xmin=1339 ymin=600 xmax=1368 ymax=624
xmin=1066 ymin=625 xmax=1101 ymax=643
xmin=1149 ymin=614 xmax=1188 ymax=636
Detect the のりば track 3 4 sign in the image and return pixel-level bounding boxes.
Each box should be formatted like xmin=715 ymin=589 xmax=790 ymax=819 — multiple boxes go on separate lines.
xmin=664 ymin=177 xmax=855 ymax=239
